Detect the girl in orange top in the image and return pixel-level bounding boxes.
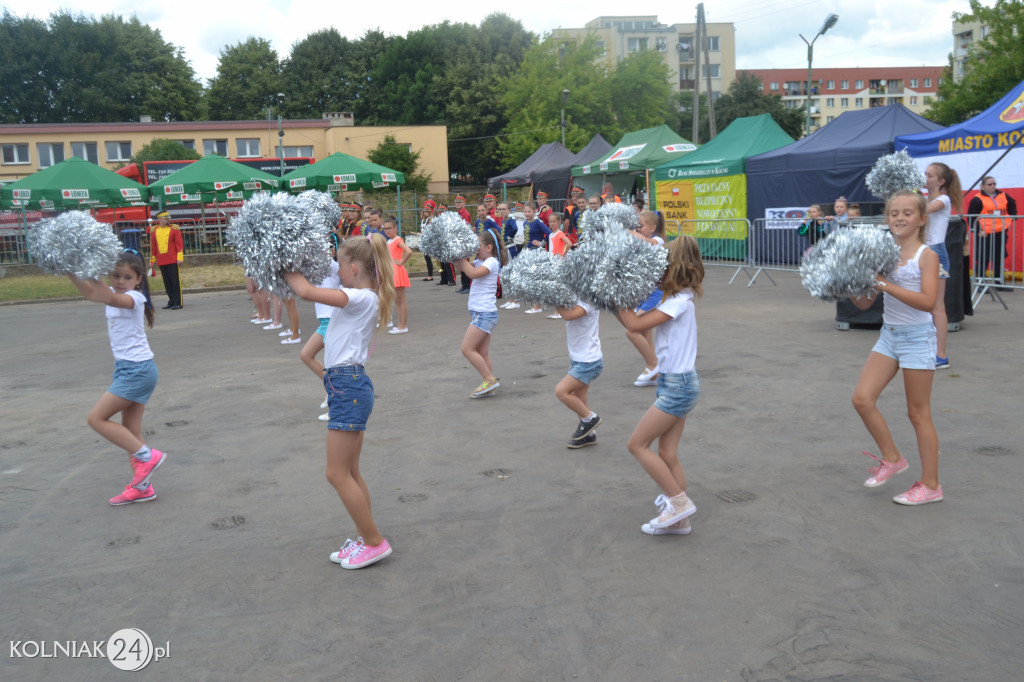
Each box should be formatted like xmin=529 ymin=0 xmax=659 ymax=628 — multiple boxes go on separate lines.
xmin=384 ymin=217 xmax=412 ymax=334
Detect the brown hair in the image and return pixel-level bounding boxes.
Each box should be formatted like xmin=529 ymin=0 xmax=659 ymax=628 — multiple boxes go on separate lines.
xmin=928 ymin=162 xmax=963 ymax=212
xmin=638 ymin=210 xmax=665 ymax=239
xmin=116 ymin=250 xmax=154 ymax=328
xmin=337 ymin=233 xmax=395 ymax=329
xmin=479 ymin=226 xmax=509 ymax=267
xmin=661 ymin=235 xmax=704 ymax=299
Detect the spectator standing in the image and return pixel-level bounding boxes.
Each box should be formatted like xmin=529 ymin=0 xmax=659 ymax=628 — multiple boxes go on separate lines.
xmin=967 ymin=176 xmax=1017 ymax=284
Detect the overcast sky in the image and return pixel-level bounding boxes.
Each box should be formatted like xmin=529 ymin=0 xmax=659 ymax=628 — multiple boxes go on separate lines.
xmin=3 ymin=0 xmax=969 ymax=83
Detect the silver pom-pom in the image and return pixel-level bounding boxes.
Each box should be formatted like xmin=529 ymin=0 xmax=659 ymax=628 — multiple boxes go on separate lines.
xmin=597 ymin=202 xmax=640 ymax=231
xmin=800 ymin=227 xmax=901 ymax=301
xmin=564 ymin=230 xmax=667 ymax=312
xmin=227 ymin=193 xmax=331 ymax=298
xmin=576 ymin=208 xmax=605 ymax=241
xmin=499 ymin=248 xmax=577 ymax=309
xmin=296 ymin=190 xmax=341 ymax=232
xmin=418 ymin=212 xmax=479 ymax=262
xmin=865 ymin=150 xmax=925 ymax=201
xmin=28 ymin=211 xmax=121 ymax=279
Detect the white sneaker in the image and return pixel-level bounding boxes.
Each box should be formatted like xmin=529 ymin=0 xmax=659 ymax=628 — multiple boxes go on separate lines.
xmin=318 ymin=412 xmax=329 ymax=421
xmin=524 ymin=308 xmax=543 ymax=314
xmin=387 ymin=321 xmax=394 ymax=328
xmin=636 ymin=365 xmax=659 ymax=382
xmin=320 ymin=397 xmax=328 ymax=409
xmin=387 ymin=327 xmax=409 ymax=335
xmin=281 ymin=336 xmax=301 ymax=345
xmin=546 ymin=313 xmax=562 ymax=319
xmin=499 ymin=302 xmax=510 ymax=309
xmin=263 ymin=323 xmax=283 ymax=331
xmin=641 ymin=519 xmax=692 ymax=535
xmin=251 ymin=317 xmax=272 ymax=325
xmin=505 ymin=302 xmax=521 ymax=310
xmin=279 ymin=329 xmax=299 ymax=337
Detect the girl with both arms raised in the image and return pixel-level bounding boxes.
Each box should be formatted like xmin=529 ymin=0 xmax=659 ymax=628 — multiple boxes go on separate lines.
xmin=284 ymin=235 xmax=397 ymax=569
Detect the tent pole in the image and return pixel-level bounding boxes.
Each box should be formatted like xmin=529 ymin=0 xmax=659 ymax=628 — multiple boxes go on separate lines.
xmin=397 ymin=184 xmax=402 ymax=236
xmin=645 ymin=168 xmax=651 ymax=209
xmin=21 ymin=203 xmax=33 ymax=265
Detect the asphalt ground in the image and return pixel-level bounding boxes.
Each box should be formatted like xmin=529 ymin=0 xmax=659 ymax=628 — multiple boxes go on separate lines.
xmin=1 ymin=267 xmax=1022 ymax=681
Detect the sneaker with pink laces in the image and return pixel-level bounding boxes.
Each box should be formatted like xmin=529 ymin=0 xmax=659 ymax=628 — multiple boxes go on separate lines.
xmin=893 ymin=481 xmax=943 ymax=505
xmin=641 ymin=519 xmax=692 ymax=535
xmin=649 ymin=492 xmax=696 ymax=529
xmin=340 ymin=539 xmax=392 ymax=569
xmin=862 ymin=451 xmax=908 ymax=488
xmin=329 ymin=537 xmax=363 ymax=564
xmin=109 ymin=484 xmax=156 ymax=506
xmin=129 ymin=449 xmax=165 ymax=488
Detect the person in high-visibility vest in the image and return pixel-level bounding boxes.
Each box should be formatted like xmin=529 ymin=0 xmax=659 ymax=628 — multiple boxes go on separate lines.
xmin=149 ymin=211 xmax=184 ymax=309
xmin=967 ymin=176 xmax=1018 ymax=282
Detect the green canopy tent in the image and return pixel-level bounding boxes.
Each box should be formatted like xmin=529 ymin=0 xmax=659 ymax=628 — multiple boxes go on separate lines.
xmin=570 ymin=125 xmax=697 ymax=200
xmin=146 ymin=155 xmax=280 ymax=206
xmin=652 ymin=114 xmax=795 ymax=259
xmin=0 ymin=156 xmax=149 ymax=210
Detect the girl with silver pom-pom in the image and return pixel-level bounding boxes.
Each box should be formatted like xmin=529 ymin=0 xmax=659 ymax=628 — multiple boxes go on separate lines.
xmin=615 ymin=236 xmax=705 ymax=536
xmin=283 ymin=234 xmax=397 ymax=569
xmin=456 ymin=227 xmax=509 ymax=398
xmin=66 ymin=250 xmax=169 ymax=506
xmin=626 ymin=210 xmax=668 ymax=387
xmin=850 ymin=190 xmax=943 ymax=505
xmin=522 ymin=201 xmax=551 ymax=314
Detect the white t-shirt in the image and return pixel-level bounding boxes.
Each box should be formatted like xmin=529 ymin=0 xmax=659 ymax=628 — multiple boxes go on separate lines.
xmin=106 ymin=289 xmax=154 ymax=362
xmin=652 ymin=235 xmax=665 ymax=246
xmin=314 ymin=260 xmax=341 ymax=319
xmin=566 ymin=301 xmax=601 ymax=363
xmin=654 ymin=290 xmax=697 ymax=374
xmin=323 ymin=287 xmax=379 ymax=368
xmin=468 ymin=257 xmax=499 ymax=312
xmin=925 ymin=194 xmax=951 ymax=246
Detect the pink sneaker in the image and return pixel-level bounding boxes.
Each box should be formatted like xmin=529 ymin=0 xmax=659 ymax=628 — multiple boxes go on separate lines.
xmin=642 ymin=519 xmax=691 ymax=535
xmin=130 ymin=449 xmax=165 ymax=488
xmin=649 ymin=492 xmax=696 ymax=529
xmin=329 ymin=537 xmax=363 ymax=564
xmin=893 ymin=481 xmax=943 ymax=505
xmin=862 ymin=451 xmax=908 ymax=488
xmin=340 ymin=539 xmax=392 ymax=569
xmin=109 ymin=484 xmax=156 ymax=506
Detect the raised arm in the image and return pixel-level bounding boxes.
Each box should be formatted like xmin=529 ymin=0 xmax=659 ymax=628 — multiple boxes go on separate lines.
xmin=283 ymin=271 xmax=350 ymax=308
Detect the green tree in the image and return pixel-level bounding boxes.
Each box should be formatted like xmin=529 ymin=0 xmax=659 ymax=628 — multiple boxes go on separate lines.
xmin=131 ymin=138 xmax=202 ymax=164
xmin=366 ymin=135 xmax=432 ymax=193
xmin=281 ymin=28 xmax=367 ymax=118
xmin=927 ymin=0 xmax=1024 ymax=125
xmin=608 ymin=50 xmax=677 ymax=134
xmin=0 ymin=10 xmax=202 ymax=123
xmin=206 ymin=37 xmax=283 ymax=120
xmin=709 ymin=72 xmax=805 ymax=139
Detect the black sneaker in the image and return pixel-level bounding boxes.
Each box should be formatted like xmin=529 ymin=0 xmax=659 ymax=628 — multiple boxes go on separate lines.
xmin=567 ymin=433 xmax=597 ymax=449
xmin=570 ymin=415 xmax=601 ymax=442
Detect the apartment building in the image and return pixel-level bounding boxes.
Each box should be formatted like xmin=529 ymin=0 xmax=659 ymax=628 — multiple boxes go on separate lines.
xmin=952 ymin=20 xmax=990 ymax=82
xmin=552 ymin=15 xmax=736 ymax=98
xmin=741 ymin=67 xmax=945 ymax=132
xmin=0 ymin=116 xmax=450 ymax=194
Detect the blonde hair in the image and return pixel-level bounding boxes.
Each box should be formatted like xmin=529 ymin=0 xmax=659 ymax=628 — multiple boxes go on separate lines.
xmin=338 ymin=233 xmax=395 ymax=329
xmin=885 ymin=190 xmax=928 ymax=243
xmin=638 ymin=210 xmax=665 ymax=239
xmin=661 ymin=235 xmax=704 ymax=299
xmin=927 ymin=162 xmax=963 ymax=212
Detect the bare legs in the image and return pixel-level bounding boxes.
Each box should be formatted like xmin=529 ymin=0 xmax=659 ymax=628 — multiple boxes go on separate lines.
xmin=326 ymin=430 xmax=382 ymax=546
xmin=300 ymin=333 xmax=325 ymax=379
xmin=933 ymin=279 xmax=947 ymax=358
xmin=555 ymin=375 xmax=591 ymax=420
xmin=461 ymin=325 xmax=494 ymax=382
xmin=627 ymin=406 xmax=688 ymax=496
xmin=626 ymin=328 xmax=658 ymax=375
xmin=852 ymin=352 xmax=939 ymax=489
xmin=395 ymin=288 xmax=408 ymax=330
xmin=283 ymin=297 xmax=300 ymax=341
xmin=87 ymin=391 xmax=146 ymax=474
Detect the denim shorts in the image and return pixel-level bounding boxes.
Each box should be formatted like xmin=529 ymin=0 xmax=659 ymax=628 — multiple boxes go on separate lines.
xmin=637 ymin=288 xmax=663 ymax=313
xmin=653 ymin=370 xmax=700 ymax=418
xmin=568 ymin=358 xmax=604 ymax=385
xmin=470 ymin=310 xmax=498 ymax=334
xmin=928 ymin=243 xmax=950 ymax=279
xmin=323 ymin=365 xmax=374 ymax=431
xmin=871 ymin=322 xmax=937 ymax=370
xmin=108 ymin=359 xmax=158 ymax=404
xmin=316 ymin=317 xmax=330 ymax=339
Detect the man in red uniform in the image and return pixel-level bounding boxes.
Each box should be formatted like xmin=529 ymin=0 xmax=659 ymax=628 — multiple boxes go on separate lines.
xmin=536 ymin=191 xmax=553 ymax=225
xmin=149 ymin=211 xmax=184 ymax=309
xmin=454 ymin=195 xmax=472 ymax=224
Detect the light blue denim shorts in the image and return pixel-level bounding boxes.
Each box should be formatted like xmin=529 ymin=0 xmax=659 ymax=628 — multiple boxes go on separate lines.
xmin=316 ymin=317 xmax=330 ymax=339
xmin=653 ymin=370 xmax=700 ymax=418
xmin=470 ymin=310 xmax=498 ymax=334
xmin=871 ymin=322 xmax=937 ymax=370
xmin=324 ymin=365 xmax=374 ymax=431
xmin=108 ymin=359 xmax=158 ymax=404
xmin=928 ymin=243 xmax=950 ymax=279
xmin=568 ymin=358 xmax=604 ymax=385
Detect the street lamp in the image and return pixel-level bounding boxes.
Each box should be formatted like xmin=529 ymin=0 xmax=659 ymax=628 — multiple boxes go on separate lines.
xmin=276 ymin=92 xmax=286 ymax=177
xmin=561 ymin=89 xmax=570 ymax=146
xmin=800 ymin=14 xmax=838 ymax=136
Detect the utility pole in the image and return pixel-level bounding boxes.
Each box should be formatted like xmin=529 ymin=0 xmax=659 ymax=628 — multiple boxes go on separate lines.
xmin=700 ymin=3 xmax=716 ymax=139
xmin=692 ymin=6 xmax=702 ymax=144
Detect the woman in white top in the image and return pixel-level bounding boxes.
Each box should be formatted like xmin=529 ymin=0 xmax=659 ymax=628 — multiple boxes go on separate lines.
xmin=923 ymin=162 xmax=963 ymax=368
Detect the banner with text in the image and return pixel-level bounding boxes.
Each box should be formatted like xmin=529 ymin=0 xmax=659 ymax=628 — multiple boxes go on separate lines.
xmin=655 ymin=174 xmax=747 ymax=259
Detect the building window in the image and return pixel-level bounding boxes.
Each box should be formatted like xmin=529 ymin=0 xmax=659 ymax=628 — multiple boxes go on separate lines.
xmin=701 ymin=64 xmax=720 ymax=79
xmin=236 ymin=138 xmax=261 ymax=158
xmin=71 ymin=142 xmax=99 ymax=164
xmin=938 ymin=77 xmax=943 ymax=85
xmin=826 ymin=80 xmax=835 ymax=90
xmin=105 ymin=141 xmax=132 ymax=162
xmin=910 ymin=96 xmax=918 ymax=105
xmin=769 ymin=82 xmax=778 ymax=91
xmin=855 ymin=80 xmax=864 ymax=89
xmin=1 ymin=143 xmax=30 ymax=165
xmin=855 ymin=97 xmax=864 ymax=107
xmin=176 ymin=139 xmax=195 ymax=151
xmin=826 ymin=98 xmax=835 ymax=107
xmin=923 ymin=78 xmax=932 ymax=87
xmin=705 ymin=36 xmax=719 ymax=51
xmin=656 ymin=38 xmax=667 ymax=52
xmin=910 ymin=78 xmax=918 ymax=88
xmin=841 ymin=79 xmax=849 ymax=89
xmin=595 ymin=40 xmax=606 ymax=57
xmin=841 ymin=97 xmax=849 ymax=107
xmin=203 ymin=139 xmax=228 ymax=157
xmin=36 ymin=143 xmax=65 ymax=168
xmin=277 ymin=146 xmax=314 ymax=158
xmin=627 ymin=38 xmax=648 ymax=53
xmin=827 ymin=116 xmax=835 ymax=123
